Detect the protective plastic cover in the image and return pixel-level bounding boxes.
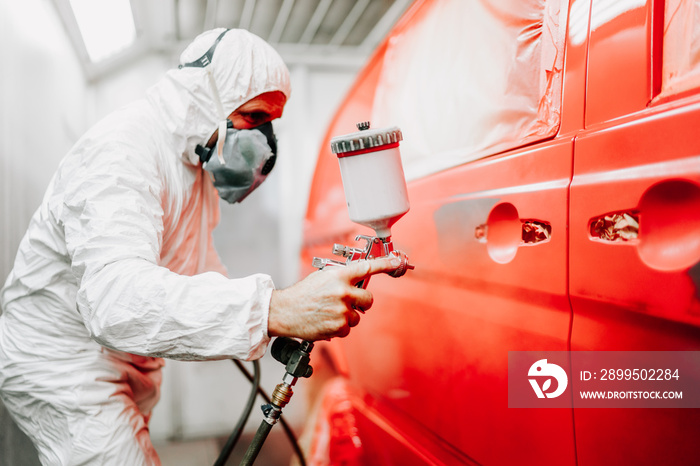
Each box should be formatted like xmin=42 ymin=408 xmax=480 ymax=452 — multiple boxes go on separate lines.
xmin=661 ymin=0 xmax=700 ymax=98
xmin=371 ymin=0 xmax=567 ymax=180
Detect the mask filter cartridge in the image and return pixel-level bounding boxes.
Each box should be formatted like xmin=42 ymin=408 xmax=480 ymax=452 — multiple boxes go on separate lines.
xmin=196 ymin=121 xmax=277 ymax=204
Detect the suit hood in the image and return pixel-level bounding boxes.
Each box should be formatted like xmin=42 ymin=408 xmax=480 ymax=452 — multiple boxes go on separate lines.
xmin=146 ymin=28 xmax=291 ymax=166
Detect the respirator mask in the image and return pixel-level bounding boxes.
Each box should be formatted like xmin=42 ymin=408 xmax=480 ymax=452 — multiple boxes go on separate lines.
xmin=180 ymin=28 xmax=278 ymax=203
xmin=195 ymin=120 xmax=277 ymax=203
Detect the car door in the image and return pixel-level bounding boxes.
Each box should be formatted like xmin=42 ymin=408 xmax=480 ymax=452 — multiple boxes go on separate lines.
xmin=303 ymin=0 xmax=583 ymax=464
xmin=569 ymin=0 xmax=700 ymax=464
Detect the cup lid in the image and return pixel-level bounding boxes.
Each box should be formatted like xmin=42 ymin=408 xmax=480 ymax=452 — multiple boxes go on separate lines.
xmin=330 ymin=122 xmax=403 ymax=156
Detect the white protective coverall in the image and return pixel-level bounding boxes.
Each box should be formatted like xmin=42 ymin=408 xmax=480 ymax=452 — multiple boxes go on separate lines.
xmin=0 ymin=28 xmax=291 ymax=465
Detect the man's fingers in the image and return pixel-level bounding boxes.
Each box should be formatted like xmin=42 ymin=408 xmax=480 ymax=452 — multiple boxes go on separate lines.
xmin=347 ymin=286 xmax=373 ymax=313
xmin=340 ymin=257 xmax=401 ymax=282
xmin=347 ymin=310 xmax=361 ymax=328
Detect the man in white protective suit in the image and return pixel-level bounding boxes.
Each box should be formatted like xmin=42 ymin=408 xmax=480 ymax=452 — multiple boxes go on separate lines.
xmin=0 ymin=28 xmax=399 ymax=465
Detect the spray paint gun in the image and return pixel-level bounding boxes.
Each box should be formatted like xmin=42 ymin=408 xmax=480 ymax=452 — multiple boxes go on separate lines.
xmin=240 ymin=122 xmax=413 ymax=465
xmin=312 ymin=121 xmax=414 ymax=283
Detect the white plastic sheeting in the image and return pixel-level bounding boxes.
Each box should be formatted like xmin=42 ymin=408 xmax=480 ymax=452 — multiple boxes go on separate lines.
xmin=370 ymin=0 xmax=567 ymax=180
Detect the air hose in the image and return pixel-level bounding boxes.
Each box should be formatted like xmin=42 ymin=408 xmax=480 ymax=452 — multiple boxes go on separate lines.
xmin=240 ymin=338 xmax=314 ymax=465
xmin=213 ymin=360 xmax=259 ymax=466
xmin=213 ymin=359 xmax=307 ymax=466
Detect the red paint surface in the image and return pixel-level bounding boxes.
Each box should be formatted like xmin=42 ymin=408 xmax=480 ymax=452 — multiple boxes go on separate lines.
xmin=301 ymin=0 xmax=700 ymax=464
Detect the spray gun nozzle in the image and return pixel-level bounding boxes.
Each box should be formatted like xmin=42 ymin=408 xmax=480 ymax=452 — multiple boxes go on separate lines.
xmin=387 ymin=250 xmax=414 ymax=278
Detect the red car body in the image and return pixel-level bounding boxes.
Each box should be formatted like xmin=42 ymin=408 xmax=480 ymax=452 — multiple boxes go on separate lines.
xmin=300 ymin=0 xmax=700 ymax=464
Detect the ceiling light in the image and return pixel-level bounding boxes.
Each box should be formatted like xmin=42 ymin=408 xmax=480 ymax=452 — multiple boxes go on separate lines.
xmin=69 ymin=0 xmax=136 ymax=63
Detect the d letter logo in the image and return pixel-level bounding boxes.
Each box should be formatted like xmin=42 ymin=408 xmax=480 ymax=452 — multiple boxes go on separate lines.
xmin=528 ymin=359 xmax=568 ymax=399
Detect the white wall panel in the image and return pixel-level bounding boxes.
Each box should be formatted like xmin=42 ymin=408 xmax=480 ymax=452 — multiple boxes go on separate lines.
xmin=1 ymin=1 xmax=87 ymax=463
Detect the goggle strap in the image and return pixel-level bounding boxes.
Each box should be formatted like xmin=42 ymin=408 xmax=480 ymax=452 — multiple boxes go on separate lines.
xmin=178 ymin=29 xmax=230 ymax=165
xmin=216 ymin=119 xmax=227 ymax=165
xmin=204 ymin=68 xmax=228 ymax=165
xmin=178 ymin=29 xmax=229 ymax=70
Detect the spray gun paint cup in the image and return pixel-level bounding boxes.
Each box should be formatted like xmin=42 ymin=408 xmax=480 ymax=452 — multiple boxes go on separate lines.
xmin=330 ymin=122 xmax=409 ymax=238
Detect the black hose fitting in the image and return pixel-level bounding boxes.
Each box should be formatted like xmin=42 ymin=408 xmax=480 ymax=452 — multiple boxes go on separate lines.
xmin=271 ymin=337 xmax=314 ymax=378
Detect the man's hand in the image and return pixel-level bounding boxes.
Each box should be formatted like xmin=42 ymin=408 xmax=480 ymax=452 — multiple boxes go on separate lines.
xmin=268 ymin=257 xmax=401 ymax=341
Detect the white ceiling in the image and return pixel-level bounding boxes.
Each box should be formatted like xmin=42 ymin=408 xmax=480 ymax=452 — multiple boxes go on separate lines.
xmin=54 ymin=0 xmax=414 ymax=81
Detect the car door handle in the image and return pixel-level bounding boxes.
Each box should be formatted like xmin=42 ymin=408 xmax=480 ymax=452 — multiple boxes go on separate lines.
xmin=587 ymin=179 xmax=700 ymax=272
xmin=477 ymin=202 xmax=552 ymax=264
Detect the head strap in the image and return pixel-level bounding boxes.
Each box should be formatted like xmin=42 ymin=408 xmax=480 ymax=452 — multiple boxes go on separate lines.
xmin=178 ymin=29 xmax=231 ymax=164
xmin=178 ymin=29 xmax=230 ymax=69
